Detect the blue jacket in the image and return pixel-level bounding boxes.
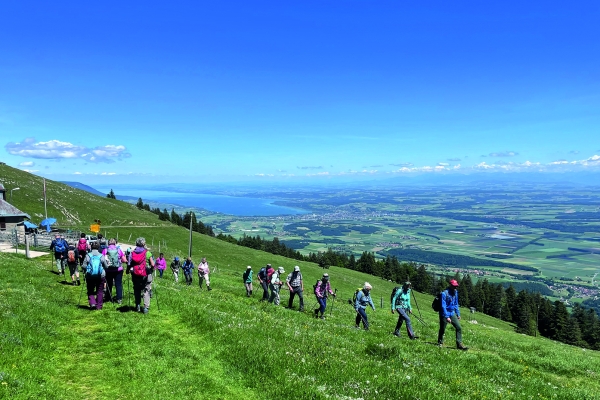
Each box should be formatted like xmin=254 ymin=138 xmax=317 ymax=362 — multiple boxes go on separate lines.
xmin=182 ymin=260 xmax=194 ymax=273
xmin=440 ymin=289 xmax=460 ymax=319
xmin=355 ymin=290 xmax=375 ymax=311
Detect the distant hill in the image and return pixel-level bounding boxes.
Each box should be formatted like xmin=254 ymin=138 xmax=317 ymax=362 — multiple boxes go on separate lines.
xmin=61 ymin=181 xmax=139 ymax=202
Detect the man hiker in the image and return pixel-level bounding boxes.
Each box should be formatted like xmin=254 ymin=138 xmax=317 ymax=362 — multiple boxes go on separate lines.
xmin=128 ymin=237 xmax=155 ymax=314
xmin=268 ymin=266 xmax=285 ymax=305
xmin=171 ymin=256 xmax=182 ymax=283
xmin=182 ymin=257 xmax=194 ymax=286
xmin=242 ymin=266 xmax=253 ymax=297
xmin=355 ymin=282 xmax=375 ymax=330
xmin=102 ymin=238 xmax=127 ymax=304
xmin=286 ymin=266 xmax=304 ymax=311
xmin=257 ymin=264 xmax=272 ymax=301
xmin=314 ymin=273 xmax=336 ymax=319
xmin=391 ymin=282 xmax=416 ymax=339
xmin=437 ymin=279 xmax=469 ymax=350
xmin=49 ymin=233 xmax=68 ymax=274
xmin=197 ymin=257 xmax=212 ymax=290
xmin=82 ymin=242 xmax=107 ymax=310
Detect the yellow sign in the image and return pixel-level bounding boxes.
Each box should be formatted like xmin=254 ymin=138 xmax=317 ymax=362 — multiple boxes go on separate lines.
xmin=90 ymin=224 xmax=100 ymax=233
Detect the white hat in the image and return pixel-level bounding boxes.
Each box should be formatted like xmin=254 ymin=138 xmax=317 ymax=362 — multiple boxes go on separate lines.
xmin=294 ymin=266 xmax=300 ymax=272
xmin=247 ymin=266 xmax=252 ymax=269
xmin=363 ymin=282 xmax=372 ymax=290
xmin=278 ymin=266 xmax=285 ymax=273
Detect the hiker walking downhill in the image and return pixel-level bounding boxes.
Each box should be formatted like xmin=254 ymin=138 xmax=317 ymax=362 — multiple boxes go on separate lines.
xmin=171 ymin=257 xmax=182 ymax=283
xmin=128 ymin=237 xmax=156 ymax=314
xmin=182 ymin=257 xmax=194 ymax=286
xmin=103 ymin=238 xmax=127 ymax=305
xmin=83 ymin=242 xmax=107 ymax=310
xmin=355 ymin=282 xmax=375 ymax=330
xmin=197 ymin=257 xmax=212 ymax=290
xmin=66 ymin=244 xmax=81 ymax=285
xmin=257 ymin=264 xmax=273 ymax=301
xmin=156 ymin=253 xmax=167 ymax=278
xmin=243 ymin=266 xmax=253 ymax=297
xmin=76 ymin=232 xmax=89 ymax=267
xmin=314 ymin=273 xmax=336 ymax=319
xmin=437 ymin=279 xmax=469 ymax=350
xmin=50 ymin=233 xmax=68 ymax=275
xmin=268 ymin=266 xmax=285 ymax=305
xmin=286 ymin=266 xmax=304 ymax=312
xmin=391 ymin=282 xmax=416 ymax=339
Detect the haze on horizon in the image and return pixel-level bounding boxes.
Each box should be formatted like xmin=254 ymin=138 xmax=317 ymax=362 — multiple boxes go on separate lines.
xmin=1 ymin=1 xmax=599 ymax=186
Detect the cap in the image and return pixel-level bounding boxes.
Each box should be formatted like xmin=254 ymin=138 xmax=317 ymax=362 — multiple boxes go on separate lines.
xmin=278 ymin=266 xmax=285 ymax=273
xmin=247 ymin=266 xmax=252 ymax=269
xmin=322 ymin=273 xmax=329 ymax=278
xmin=267 ymin=264 xmax=272 ymax=267
xmin=449 ymin=279 xmax=459 ymax=287
xmin=175 ymin=257 xmax=179 ymax=261
xmin=294 ymin=266 xmax=300 ymax=272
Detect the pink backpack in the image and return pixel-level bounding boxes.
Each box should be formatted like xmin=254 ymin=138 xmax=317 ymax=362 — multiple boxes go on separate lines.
xmin=78 ymin=238 xmax=88 ymax=251
xmin=131 ymin=250 xmax=148 ymax=277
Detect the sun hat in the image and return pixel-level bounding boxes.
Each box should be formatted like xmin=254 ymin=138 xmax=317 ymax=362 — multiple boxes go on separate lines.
xmin=278 ymin=266 xmax=285 ymax=273
xmin=363 ymin=282 xmax=372 ymax=290
xmin=294 ymin=266 xmax=300 ymax=272
xmin=247 ymin=266 xmax=252 ymax=269
xmin=449 ymin=279 xmax=460 ymax=287
xmin=322 ymin=273 xmax=329 ymax=279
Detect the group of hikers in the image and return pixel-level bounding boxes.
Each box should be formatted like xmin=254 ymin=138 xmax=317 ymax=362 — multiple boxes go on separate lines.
xmin=50 ymin=234 xmax=468 ymax=350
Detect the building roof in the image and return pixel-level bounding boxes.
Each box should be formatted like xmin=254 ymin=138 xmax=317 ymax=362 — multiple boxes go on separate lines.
xmin=0 ymin=198 xmax=31 ymax=219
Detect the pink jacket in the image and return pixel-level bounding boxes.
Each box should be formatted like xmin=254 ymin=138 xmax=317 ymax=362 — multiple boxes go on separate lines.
xmin=156 ymin=257 xmax=167 ymax=270
xmin=198 ymin=261 xmax=210 ymax=275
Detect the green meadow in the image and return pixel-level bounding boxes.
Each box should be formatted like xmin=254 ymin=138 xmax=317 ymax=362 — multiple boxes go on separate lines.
xmin=2 ymin=166 xmax=600 ymax=399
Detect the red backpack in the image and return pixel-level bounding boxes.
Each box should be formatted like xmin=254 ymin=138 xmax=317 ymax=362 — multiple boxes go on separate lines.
xmin=78 ymin=238 xmax=88 ymax=251
xmin=130 ymin=249 xmax=148 ymax=277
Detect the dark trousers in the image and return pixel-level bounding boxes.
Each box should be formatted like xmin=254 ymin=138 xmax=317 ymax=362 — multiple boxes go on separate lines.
xmin=260 ymin=281 xmax=269 ymax=300
xmin=355 ymin=308 xmax=369 ymax=329
xmin=394 ymin=308 xmax=415 ymax=337
xmin=86 ymin=274 xmax=105 ymax=309
xmin=184 ymin=271 xmax=193 ymax=285
xmin=78 ymin=250 xmax=87 ymax=267
xmin=316 ymin=297 xmax=327 ymax=315
xmin=288 ymin=287 xmax=304 ymax=310
xmin=105 ymin=268 xmax=123 ymax=301
xmin=438 ymin=313 xmax=463 ymax=345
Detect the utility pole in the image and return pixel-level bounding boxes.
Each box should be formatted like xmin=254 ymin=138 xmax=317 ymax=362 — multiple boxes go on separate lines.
xmin=188 ymin=213 xmax=193 ymax=258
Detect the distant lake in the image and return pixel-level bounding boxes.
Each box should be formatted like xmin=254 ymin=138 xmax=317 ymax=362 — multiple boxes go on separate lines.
xmin=97 ymin=188 xmax=308 ymax=216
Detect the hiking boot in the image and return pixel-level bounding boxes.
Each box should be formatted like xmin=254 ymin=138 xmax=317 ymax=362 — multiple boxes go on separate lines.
xmin=437 ymin=342 xmax=444 ymax=348
xmin=393 ymin=330 xmax=400 ymax=337
xmin=354 ymin=325 xmax=360 ymax=329
xmin=314 ymin=309 xmax=319 ymax=318
xmin=207 ymin=286 xmax=212 ymax=291
xmin=117 ymin=300 xmax=122 ymax=305
xmin=136 ymin=305 xmax=141 ymax=312
xmin=410 ymin=336 xmax=419 ymax=340
xmin=89 ymin=304 xmax=96 ymax=310
xmin=319 ymin=315 xmax=326 ymax=320
xmin=77 ymin=279 xmax=81 ymax=286
xmin=457 ymin=343 xmax=469 ymax=351
xmin=299 ymin=308 xmax=304 ymax=312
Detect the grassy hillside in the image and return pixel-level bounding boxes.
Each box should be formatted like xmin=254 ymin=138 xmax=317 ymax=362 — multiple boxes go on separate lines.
xmin=1 ymin=164 xmax=170 ymax=229
xmin=1 ymin=167 xmax=600 ymax=399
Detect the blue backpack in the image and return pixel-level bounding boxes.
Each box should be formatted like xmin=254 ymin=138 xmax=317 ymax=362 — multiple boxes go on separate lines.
xmin=54 ymin=239 xmax=66 ymax=253
xmin=87 ymin=254 xmax=103 ymax=276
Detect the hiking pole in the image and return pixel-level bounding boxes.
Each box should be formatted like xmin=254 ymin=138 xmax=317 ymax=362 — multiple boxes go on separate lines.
xmin=411 ymin=289 xmax=423 ymax=320
xmin=412 ymin=313 xmax=427 ymax=327
xmin=355 ymin=308 xmax=370 ymax=330
xmin=153 ymin=278 xmax=160 ymax=311
xmin=77 ymin=274 xmax=87 ymax=308
xmin=329 ymin=289 xmax=337 ymax=316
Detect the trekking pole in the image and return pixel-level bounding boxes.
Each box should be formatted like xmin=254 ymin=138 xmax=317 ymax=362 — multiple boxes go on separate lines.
xmin=77 ymin=274 xmax=87 ymax=308
xmin=411 ymin=290 xmax=423 ymax=319
xmin=127 ymin=272 xmax=131 ymax=310
xmin=152 ymin=278 xmax=160 ymax=311
xmin=412 ymin=313 xmax=427 ymax=327
xmin=329 ymin=289 xmax=337 ymax=316
xmin=355 ymin=308 xmax=369 ymax=330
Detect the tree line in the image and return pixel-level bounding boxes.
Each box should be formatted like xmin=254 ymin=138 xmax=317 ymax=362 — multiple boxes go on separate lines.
xmin=135 ymin=197 xmax=215 ymax=236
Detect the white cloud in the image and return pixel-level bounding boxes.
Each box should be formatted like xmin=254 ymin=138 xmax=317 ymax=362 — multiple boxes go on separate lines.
xmin=19 ymin=161 xmax=35 ymax=167
xmin=5 ymin=137 xmax=131 ymax=163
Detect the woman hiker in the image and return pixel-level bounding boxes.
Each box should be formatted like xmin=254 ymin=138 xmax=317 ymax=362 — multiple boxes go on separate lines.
xmin=391 ymin=282 xmax=417 ymax=339
xmin=242 ymin=266 xmax=253 ymax=297
xmin=354 ymin=282 xmax=375 ymax=330
xmin=197 ymin=257 xmax=212 ymax=290
xmin=314 ymin=273 xmax=336 ymax=319
xmin=156 ymin=252 xmax=167 ymax=278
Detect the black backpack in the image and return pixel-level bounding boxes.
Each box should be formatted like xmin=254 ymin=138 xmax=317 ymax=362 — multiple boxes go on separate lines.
xmin=390 ymin=286 xmax=401 ymax=306
xmin=432 ymin=291 xmax=443 ymax=312
xmin=258 ymin=267 xmax=267 ymax=281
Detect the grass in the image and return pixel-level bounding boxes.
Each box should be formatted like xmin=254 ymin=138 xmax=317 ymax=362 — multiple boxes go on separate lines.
xmin=3 ymin=166 xmax=600 ymax=399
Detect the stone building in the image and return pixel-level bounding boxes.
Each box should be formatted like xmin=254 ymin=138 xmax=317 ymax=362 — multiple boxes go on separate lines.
xmin=0 ymin=184 xmax=30 ymax=233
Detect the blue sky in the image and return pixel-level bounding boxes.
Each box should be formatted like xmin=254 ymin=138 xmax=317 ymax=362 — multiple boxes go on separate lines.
xmin=1 ymin=1 xmax=599 ymax=184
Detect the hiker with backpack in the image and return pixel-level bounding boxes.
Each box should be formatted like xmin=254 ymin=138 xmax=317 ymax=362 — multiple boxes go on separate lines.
xmin=156 ymin=253 xmax=167 ymax=278
xmin=128 ymin=237 xmax=155 ymax=314
xmin=102 ymin=238 xmax=127 ymax=305
xmin=182 ymin=257 xmax=194 ymax=286
xmin=314 ymin=273 xmax=336 ymax=319
xmin=391 ymin=282 xmax=417 ymax=340
xmin=436 ymin=279 xmax=468 ymax=351
xmin=268 ymin=266 xmax=285 ymax=305
xmin=77 ymin=232 xmax=89 ymax=267
xmin=97 ymin=233 xmax=108 ymax=252
xmin=197 ymin=257 xmax=212 ymax=290
xmin=257 ymin=264 xmax=272 ymax=301
xmin=83 ymin=242 xmax=107 ymax=310
xmin=354 ymin=282 xmax=375 ymax=330
xmin=171 ymin=256 xmax=182 ymax=283
xmin=242 ymin=266 xmax=253 ymax=297
xmin=66 ymin=244 xmax=81 ymax=286
xmin=49 ymin=233 xmax=68 ymax=275
xmin=286 ymin=266 xmax=305 ymax=312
